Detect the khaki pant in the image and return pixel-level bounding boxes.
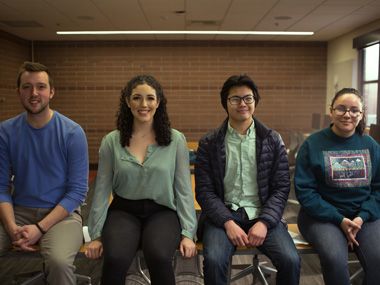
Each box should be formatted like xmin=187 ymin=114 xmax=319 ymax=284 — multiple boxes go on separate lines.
xmin=0 ymin=206 xmax=83 ymax=285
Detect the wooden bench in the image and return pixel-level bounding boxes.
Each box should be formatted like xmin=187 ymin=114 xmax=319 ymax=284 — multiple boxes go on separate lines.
xmin=188 ymin=142 xmax=198 ymax=173
xmin=187 ymin=141 xmax=198 ymax=151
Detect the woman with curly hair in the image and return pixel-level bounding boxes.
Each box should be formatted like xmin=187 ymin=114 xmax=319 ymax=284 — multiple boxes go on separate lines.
xmin=86 ymin=75 xmax=197 ymax=285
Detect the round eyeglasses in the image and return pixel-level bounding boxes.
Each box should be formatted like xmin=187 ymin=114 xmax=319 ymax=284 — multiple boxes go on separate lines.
xmin=228 ymin=95 xmax=255 ymax=105
xmin=332 ymin=105 xmax=363 ymax=118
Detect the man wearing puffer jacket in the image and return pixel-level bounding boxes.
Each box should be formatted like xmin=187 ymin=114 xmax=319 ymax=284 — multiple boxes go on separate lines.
xmin=195 ymin=74 xmax=300 ymax=285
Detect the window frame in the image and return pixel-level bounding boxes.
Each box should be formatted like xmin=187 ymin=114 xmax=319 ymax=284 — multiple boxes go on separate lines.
xmin=358 ymin=43 xmax=380 ymax=125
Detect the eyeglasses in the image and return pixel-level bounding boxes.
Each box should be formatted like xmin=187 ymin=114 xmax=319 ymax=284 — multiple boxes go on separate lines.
xmin=228 ymin=95 xmax=255 ymax=105
xmin=332 ymin=105 xmax=363 ymax=118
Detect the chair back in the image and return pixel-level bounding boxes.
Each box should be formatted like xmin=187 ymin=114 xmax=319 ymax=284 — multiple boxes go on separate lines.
xmin=369 ymin=124 xmax=380 ymax=144
xmin=322 ymin=114 xmax=331 ymax=128
xmin=311 ymin=113 xmax=321 ymax=130
xmin=288 ymin=131 xmax=305 ymax=166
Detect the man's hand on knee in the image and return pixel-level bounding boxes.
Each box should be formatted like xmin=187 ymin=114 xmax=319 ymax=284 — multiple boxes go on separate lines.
xmin=224 ymin=220 xmax=249 ymax=247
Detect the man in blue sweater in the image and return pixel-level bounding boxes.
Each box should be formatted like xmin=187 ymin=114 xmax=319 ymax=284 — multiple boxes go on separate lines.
xmin=0 ymin=61 xmax=88 ymax=285
xmin=195 ymin=74 xmax=300 ymax=285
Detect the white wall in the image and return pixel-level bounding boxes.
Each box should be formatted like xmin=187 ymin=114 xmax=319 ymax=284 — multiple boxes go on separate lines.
xmin=326 ymin=18 xmax=380 ymax=113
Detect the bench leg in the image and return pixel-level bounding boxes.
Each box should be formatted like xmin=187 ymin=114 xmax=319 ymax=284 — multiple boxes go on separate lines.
xmin=14 ymin=271 xmax=92 ymax=285
xmin=349 ymin=267 xmax=363 ymax=283
xmin=14 ymin=271 xmax=44 ymax=285
xmin=136 ymin=254 xmax=151 ymax=284
xmin=173 ymin=253 xmax=204 ymax=284
xmin=75 ymin=273 xmax=92 ymax=285
xmin=252 ymin=263 xmax=269 ymax=285
xmin=230 ymin=254 xmax=272 ymax=285
xmin=195 ymin=254 xmax=204 ymax=279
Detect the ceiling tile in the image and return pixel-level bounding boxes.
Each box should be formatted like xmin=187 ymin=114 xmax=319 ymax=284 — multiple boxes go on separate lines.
xmin=221 ymin=0 xmax=278 ymax=30
xmin=0 ymin=0 xmax=379 ymax=41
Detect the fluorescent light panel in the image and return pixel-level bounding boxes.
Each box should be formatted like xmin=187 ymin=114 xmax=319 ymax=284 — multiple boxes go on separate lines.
xmin=57 ymin=30 xmax=313 ymax=36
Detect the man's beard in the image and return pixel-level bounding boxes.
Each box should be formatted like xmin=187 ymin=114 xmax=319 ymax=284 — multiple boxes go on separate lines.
xmin=23 ymin=101 xmax=49 ymax=115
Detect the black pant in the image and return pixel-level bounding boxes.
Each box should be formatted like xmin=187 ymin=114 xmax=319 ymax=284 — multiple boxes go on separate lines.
xmin=101 ymin=196 xmax=181 ymax=285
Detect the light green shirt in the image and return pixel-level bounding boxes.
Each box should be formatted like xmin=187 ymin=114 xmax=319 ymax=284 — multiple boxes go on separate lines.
xmin=224 ymin=121 xmax=262 ymax=220
xmin=88 ymin=129 xmax=197 ymax=240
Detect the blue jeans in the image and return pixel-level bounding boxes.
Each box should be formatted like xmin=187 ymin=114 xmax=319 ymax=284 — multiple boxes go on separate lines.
xmin=298 ymin=209 xmax=380 ymax=285
xmin=202 ymin=210 xmax=300 ymax=285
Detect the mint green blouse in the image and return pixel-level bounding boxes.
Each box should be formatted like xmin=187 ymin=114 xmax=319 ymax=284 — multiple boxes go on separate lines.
xmin=88 ymin=129 xmax=197 ymax=240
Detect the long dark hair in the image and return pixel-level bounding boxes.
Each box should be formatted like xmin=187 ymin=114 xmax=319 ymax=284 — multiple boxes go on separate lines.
xmin=116 ymin=75 xmax=171 ymax=147
xmin=331 ymin=88 xmax=366 ymax=135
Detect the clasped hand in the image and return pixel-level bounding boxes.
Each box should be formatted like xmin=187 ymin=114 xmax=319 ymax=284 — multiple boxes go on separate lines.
xmin=11 ymin=224 xmax=42 ymax=251
xmin=340 ymin=217 xmax=363 ymax=250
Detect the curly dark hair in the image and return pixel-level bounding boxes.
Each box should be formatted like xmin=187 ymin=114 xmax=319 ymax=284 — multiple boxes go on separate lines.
xmin=330 ymin=87 xmax=366 ymax=135
xmin=116 ymin=75 xmax=171 ymax=147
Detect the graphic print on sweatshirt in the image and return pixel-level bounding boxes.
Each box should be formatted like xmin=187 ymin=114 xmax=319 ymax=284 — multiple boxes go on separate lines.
xmin=323 ymin=149 xmax=371 ymax=188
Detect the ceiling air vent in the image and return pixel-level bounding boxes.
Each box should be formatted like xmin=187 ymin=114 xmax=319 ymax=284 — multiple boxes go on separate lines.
xmin=188 ymin=20 xmax=219 ymax=26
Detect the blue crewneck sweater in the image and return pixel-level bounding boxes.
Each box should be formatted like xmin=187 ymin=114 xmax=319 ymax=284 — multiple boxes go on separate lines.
xmin=295 ymin=127 xmax=380 ymax=225
xmin=0 ymin=111 xmax=89 ymax=213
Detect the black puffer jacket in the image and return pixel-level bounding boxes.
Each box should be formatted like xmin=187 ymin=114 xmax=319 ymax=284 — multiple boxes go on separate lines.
xmin=195 ymin=118 xmax=290 ymax=239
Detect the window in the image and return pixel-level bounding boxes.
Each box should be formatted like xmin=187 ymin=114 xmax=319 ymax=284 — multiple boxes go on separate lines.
xmin=361 ymin=44 xmax=379 ymax=126
xmin=354 ymin=29 xmax=380 ymax=126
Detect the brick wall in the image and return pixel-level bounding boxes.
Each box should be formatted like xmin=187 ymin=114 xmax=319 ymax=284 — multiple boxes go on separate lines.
xmin=0 ymin=32 xmax=30 ymax=121
xmin=1 ymin=37 xmax=327 ymax=164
